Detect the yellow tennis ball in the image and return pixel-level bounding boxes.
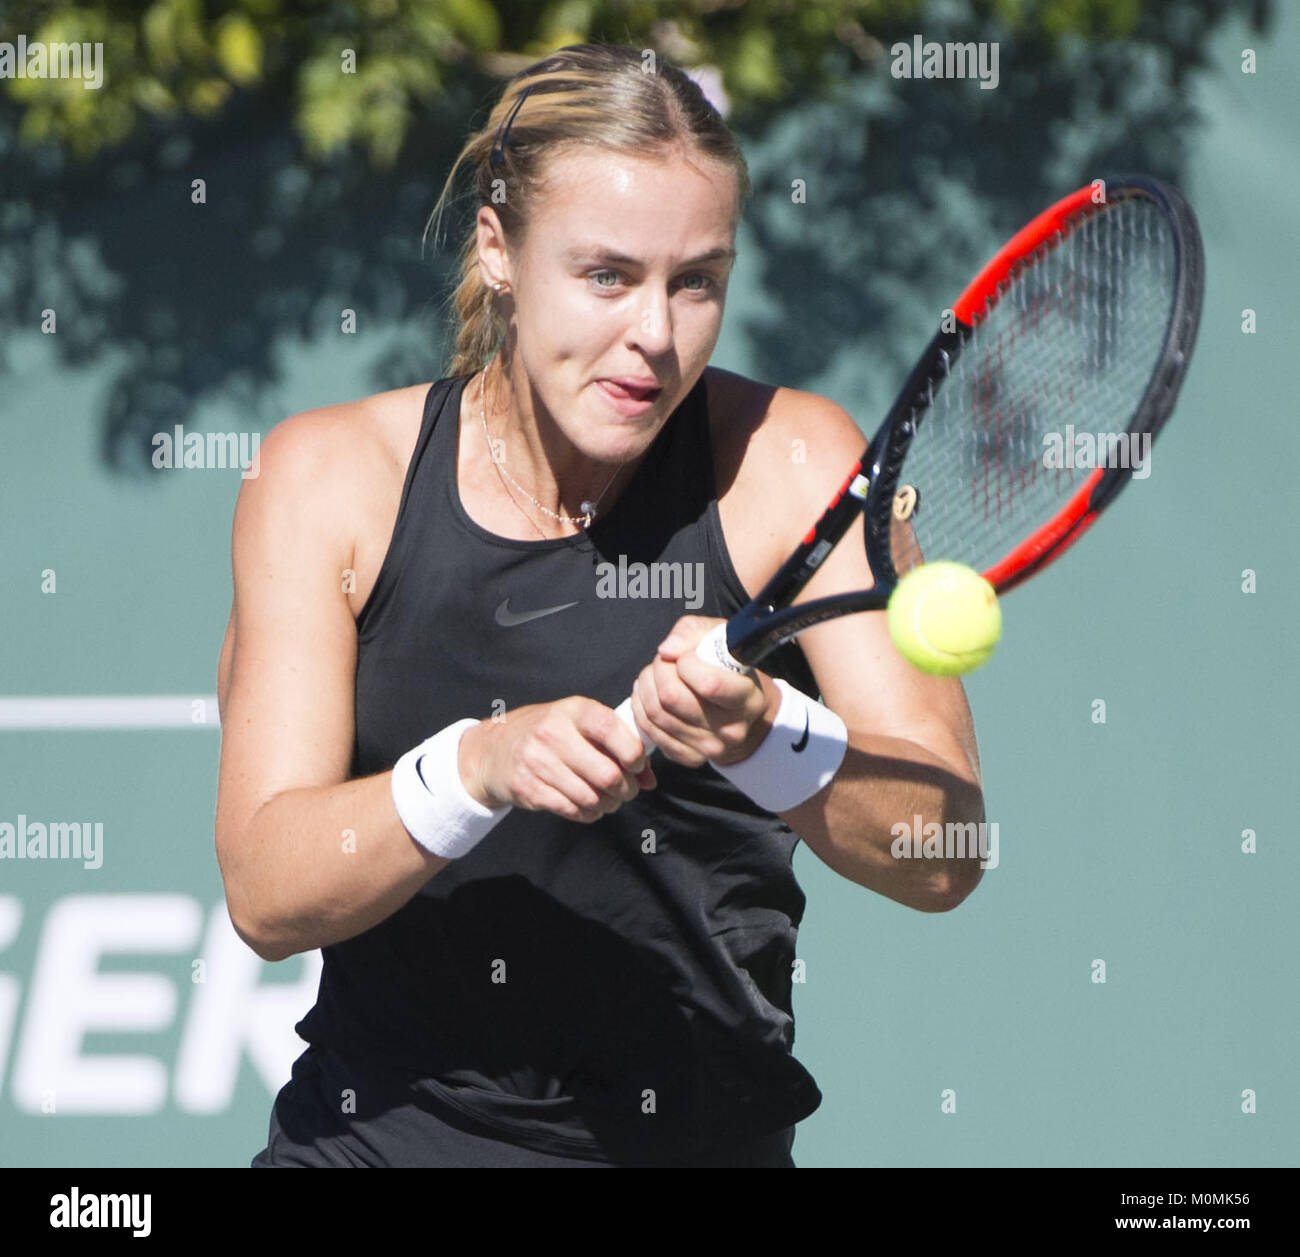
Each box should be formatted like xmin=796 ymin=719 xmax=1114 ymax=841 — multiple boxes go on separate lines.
xmin=887 ymin=562 xmax=1001 ymax=676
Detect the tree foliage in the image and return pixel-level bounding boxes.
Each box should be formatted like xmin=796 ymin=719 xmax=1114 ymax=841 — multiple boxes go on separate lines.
xmin=0 ymin=0 xmax=1274 ymax=471
xmin=0 ymin=0 xmax=1252 ymax=167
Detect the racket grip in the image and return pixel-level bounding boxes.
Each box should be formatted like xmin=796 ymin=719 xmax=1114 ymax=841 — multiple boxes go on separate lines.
xmin=611 ymin=624 xmax=752 ymax=752
xmin=612 ymin=696 xmax=655 ymax=754
xmin=694 ymin=622 xmax=752 ymax=676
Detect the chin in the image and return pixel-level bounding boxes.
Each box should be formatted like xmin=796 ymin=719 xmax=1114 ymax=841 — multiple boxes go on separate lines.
xmin=598 ymin=427 xmax=656 ymax=464
xmin=587 ymin=397 xmax=670 ymax=447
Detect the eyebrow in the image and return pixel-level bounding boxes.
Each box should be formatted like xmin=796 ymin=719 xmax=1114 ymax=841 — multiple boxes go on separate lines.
xmin=562 ymin=243 xmax=737 ymax=267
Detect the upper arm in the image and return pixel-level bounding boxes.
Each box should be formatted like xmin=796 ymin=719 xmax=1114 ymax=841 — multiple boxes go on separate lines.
xmin=758 ymin=391 xmax=982 ymax=784
xmin=214 ymin=407 xmax=363 ymax=873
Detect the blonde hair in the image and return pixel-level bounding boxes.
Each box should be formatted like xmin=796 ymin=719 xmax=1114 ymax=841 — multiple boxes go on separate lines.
xmin=426 ymin=43 xmax=751 ymax=378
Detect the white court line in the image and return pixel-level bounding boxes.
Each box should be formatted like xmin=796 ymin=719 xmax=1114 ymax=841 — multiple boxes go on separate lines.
xmin=0 ymin=697 xmax=221 ymax=729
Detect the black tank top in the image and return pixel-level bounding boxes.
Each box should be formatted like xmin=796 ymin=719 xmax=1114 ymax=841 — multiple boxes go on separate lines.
xmin=296 ymin=372 xmax=824 ymax=1162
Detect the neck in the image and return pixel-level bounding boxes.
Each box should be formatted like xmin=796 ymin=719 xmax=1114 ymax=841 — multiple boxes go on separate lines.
xmin=480 ymin=353 xmax=628 ymax=524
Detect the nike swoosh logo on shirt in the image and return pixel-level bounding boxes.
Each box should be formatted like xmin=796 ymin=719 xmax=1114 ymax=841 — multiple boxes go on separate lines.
xmin=791 ymin=709 xmax=810 ymax=753
xmin=494 ymin=598 xmax=580 ymax=628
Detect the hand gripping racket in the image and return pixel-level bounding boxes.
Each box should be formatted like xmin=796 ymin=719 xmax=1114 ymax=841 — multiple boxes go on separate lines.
xmin=614 ymin=175 xmax=1204 ymax=746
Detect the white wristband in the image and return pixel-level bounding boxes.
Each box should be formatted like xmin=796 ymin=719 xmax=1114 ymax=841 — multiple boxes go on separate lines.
xmin=710 ymin=679 xmax=847 ymax=813
xmin=390 ymin=718 xmax=510 ymax=858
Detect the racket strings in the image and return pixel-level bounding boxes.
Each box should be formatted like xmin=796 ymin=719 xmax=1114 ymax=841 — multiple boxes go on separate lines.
xmin=895 ymin=193 xmax=1175 ymax=579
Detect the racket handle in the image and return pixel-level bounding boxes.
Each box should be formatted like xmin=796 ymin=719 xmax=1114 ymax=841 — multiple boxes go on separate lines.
xmin=612 ymin=696 xmax=655 ymax=753
xmin=612 ymin=624 xmax=752 ymax=752
xmin=694 ymin=622 xmax=752 ymax=676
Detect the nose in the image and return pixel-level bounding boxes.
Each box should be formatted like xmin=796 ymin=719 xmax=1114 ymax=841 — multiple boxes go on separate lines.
xmin=630 ymin=286 xmax=674 ymax=357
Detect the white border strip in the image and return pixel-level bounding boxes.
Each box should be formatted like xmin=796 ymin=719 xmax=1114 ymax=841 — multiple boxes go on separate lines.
xmin=0 ymin=697 xmax=221 ymax=730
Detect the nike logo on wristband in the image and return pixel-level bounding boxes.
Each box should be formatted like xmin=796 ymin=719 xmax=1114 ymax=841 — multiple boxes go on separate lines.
xmin=495 ymin=598 xmax=580 ymax=627
xmin=791 ymin=710 xmax=810 ymax=752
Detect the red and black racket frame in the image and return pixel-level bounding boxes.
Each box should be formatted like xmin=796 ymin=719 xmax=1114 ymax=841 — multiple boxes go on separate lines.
xmin=723 ymin=176 xmax=1204 ymax=670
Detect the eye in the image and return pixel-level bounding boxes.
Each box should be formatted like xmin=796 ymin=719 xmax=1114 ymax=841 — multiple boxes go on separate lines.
xmin=589 ymin=269 xmax=622 ymax=291
xmin=681 ymin=273 xmax=713 ymax=293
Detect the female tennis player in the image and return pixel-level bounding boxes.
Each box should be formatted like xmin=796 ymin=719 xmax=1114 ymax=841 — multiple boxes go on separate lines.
xmin=216 ymin=43 xmax=986 ymax=1168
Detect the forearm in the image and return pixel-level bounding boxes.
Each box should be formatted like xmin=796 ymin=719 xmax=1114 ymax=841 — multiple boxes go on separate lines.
xmin=780 ymin=727 xmax=986 ymax=912
xmin=219 ymin=771 xmax=450 ymax=962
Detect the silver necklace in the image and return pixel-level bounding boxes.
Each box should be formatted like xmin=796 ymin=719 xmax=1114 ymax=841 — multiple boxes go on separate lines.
xmin=479 ymin=363 xmax=620 ymax=531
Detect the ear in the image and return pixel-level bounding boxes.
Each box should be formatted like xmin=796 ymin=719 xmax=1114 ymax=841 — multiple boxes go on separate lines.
xmin=476 ymin=206 xmax=511 ymax=291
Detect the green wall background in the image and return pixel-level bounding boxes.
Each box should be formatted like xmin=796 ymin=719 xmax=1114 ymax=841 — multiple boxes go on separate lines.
xmin=1 ymin=8 xmax=1296 ymax=1167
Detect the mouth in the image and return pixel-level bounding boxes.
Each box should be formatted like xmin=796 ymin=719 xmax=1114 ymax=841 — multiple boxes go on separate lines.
xmin=597 ymin=379 xmax=663 ymax=402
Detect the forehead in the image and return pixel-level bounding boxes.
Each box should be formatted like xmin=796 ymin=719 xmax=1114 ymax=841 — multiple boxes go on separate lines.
xmin=527 ymin=146 xmax=738 ymax=254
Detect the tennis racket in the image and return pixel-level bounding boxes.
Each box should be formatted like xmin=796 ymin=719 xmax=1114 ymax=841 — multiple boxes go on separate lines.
xmin=614 ymin=175 xmax=1203 ymax=745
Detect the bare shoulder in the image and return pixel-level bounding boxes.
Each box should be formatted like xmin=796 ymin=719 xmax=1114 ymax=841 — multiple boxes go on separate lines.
xmin=251 ymin=383 xmax=426 ymax=496
xmin=348 ymin=382 xmax=433 ymax=484
xmin=237 ymin=384 xmax=429 ymax=596
xmin=705 ymin=366 xmax=866 ymax=596
xmin=705 ymin=365 xmax=864 ymax=489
